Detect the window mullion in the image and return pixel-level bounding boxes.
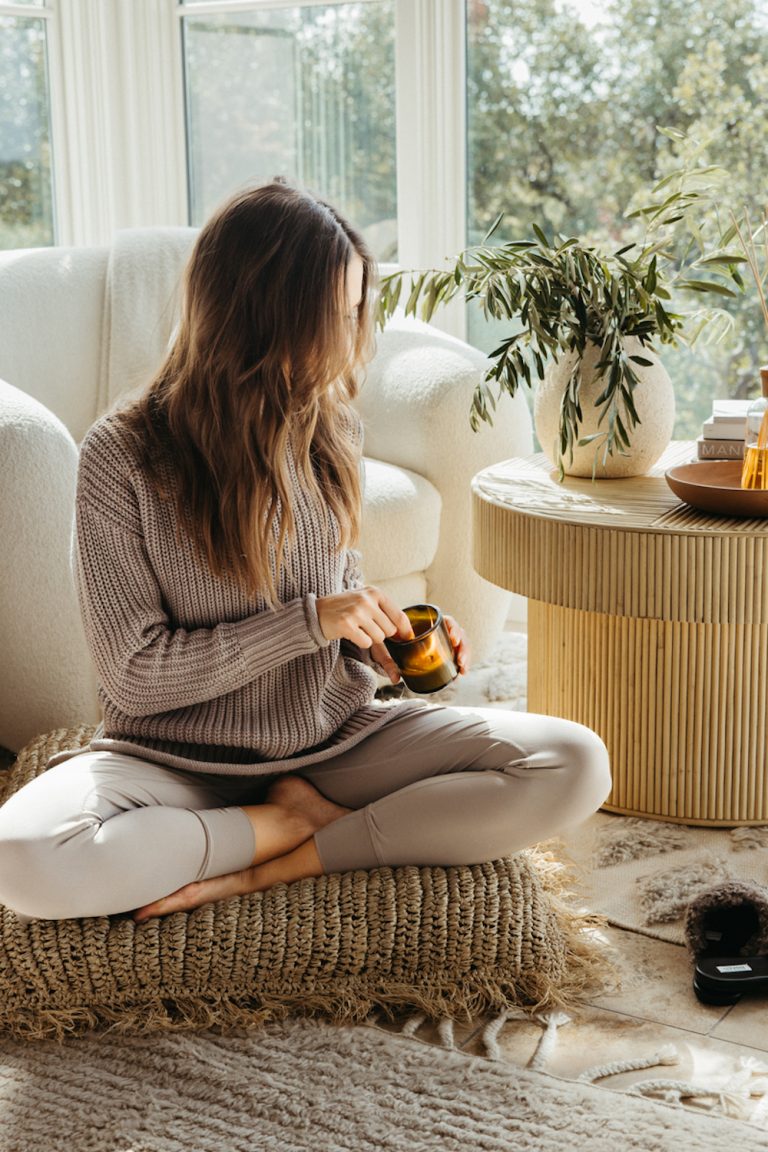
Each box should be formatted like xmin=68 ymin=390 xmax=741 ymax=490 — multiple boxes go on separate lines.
xmin=51 ymin=0 xmax=460 ymax=267
xmin=0 ymin=3 xmax=53 ymax=15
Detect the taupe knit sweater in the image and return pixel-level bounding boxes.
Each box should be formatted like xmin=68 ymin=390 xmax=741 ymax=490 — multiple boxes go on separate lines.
xmin=50 ymin=412 xmax=418 ymax=776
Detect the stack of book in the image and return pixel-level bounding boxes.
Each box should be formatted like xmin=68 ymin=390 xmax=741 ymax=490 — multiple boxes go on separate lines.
xmin=697 ymin=399 xmax=749 ymax=460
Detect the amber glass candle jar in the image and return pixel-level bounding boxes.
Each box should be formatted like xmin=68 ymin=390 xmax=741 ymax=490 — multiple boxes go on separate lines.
xmin=384 ymin=604 xmax=459 ymax=694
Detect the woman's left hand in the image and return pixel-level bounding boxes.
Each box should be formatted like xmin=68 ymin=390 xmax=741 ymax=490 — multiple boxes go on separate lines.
xmin=369 ymin=640 xmax=402 ymax=684
xmin=443 ymin=614 xmax=471 ymax=675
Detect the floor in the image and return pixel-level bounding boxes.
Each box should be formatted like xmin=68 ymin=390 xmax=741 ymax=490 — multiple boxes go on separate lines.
xmin=372 ymin=841 xmax=768 ymax=1127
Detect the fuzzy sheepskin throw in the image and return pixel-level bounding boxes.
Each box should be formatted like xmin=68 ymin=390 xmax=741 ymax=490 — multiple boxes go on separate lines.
xmin=0 ymin=726 xmax=607 ymax=1041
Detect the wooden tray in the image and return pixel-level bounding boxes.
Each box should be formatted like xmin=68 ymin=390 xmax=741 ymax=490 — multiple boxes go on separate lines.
xmin=665 ymin=460 xmax=768 ymax=517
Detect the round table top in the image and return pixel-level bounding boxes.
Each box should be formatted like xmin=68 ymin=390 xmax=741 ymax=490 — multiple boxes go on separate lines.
xmin=471 ymin=442 xmax=768 ymax=624
xmin=471 ymin=441 xmax=768 ymax=538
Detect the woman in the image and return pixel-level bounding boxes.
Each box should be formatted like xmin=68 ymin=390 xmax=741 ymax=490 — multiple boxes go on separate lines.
xmin=0 ymin=182 xmax=611 ymax=923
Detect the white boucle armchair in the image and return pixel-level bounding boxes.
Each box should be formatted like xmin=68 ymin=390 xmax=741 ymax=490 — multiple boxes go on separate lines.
xmin=0 ymin=230 xmax=532 ymax=753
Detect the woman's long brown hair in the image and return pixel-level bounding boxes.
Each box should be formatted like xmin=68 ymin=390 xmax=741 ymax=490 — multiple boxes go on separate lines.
xmin=117 ymin=181 xmax=375 ymax=603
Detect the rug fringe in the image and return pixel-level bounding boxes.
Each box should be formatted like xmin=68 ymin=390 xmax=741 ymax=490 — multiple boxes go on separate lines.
xmin=480 ymin=1008 xmax=529 ymax=1061
xmin=576 ymin=1048 xmax=768 ymax=1123
xmin=578 ymin=1044 xmax=678 ymax=1084
xmin=627 ymin=1078 xmax=751 ymax=1119
xmin=399 ymin=1012 xmax=427 ymax=1037
xmin=437 ymin=1017 xmax=455 ymax=1049
xmin=528 ymin=1011 xmax=571 ymax=1071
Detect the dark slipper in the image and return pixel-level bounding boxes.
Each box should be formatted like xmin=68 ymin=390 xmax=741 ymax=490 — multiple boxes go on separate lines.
xmin=684 ymin=880 xmax=768 ymax=1005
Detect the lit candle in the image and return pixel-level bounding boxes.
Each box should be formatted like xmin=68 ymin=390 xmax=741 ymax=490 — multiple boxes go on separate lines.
xmin=385 ymin=604 xmax=459 ymax=694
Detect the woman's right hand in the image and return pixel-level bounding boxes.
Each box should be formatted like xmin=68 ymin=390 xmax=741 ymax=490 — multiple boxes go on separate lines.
xmin=316 ymin=586 xmax=414 ymax=649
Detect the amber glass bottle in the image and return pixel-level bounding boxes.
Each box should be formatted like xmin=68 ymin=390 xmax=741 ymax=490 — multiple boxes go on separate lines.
xmin=741 ymin=365 xmax=768 ymax=490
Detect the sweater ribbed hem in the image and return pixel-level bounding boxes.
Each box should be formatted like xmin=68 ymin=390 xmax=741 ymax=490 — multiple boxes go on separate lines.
xmin=53 ymin=699 xmax=429 ymax=777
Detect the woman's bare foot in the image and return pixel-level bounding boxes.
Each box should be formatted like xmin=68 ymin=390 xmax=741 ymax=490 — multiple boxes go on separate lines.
xmin=132 ymin=776 xmax=351 ymax=922
xmin=133 ymin=837 xmax=328 ymax=922
xmin=247 ymin=836 xmax=326 ymax=894
xmin=238 ymin=775 xmax=352 ymax=869
xmin=263 ymin=774 xmax=351 ymax=836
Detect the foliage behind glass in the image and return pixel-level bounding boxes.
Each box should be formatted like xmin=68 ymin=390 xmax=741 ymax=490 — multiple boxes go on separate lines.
xmin=466 ymin=0 xmax=768 ymax=438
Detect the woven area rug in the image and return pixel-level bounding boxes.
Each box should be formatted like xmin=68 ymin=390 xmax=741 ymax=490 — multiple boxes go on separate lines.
xmin=3 ymin=1014 xmax=768 ymax=1152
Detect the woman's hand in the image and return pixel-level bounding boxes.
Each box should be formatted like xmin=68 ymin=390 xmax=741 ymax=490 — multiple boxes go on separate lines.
xmin=443 ymin=613 xmax=471 ymax=675
xmin=317 ymin=586 xmax=414 ymax=651
xmin=368 ymin=640 xmax=403 ymax=685
xmin=370 ymin=613 xmax=470 ymax=683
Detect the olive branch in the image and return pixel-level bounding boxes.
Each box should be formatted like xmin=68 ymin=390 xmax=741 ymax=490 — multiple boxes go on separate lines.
xmin=376 ymin=148 xmax=745 ymax=475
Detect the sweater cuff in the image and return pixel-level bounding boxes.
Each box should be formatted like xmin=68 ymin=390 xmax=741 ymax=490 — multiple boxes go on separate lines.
xmin=233 ymin=598 xmax=322 ymax=677
xmin=304 ymin=593 xmax=331 ymax=649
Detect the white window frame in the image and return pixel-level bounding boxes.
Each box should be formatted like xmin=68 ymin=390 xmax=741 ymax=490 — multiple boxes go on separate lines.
xmin=35 ymin=0 xmax=467 ymax=334
xmin=0 ymin=0 xmax=58 ymax=244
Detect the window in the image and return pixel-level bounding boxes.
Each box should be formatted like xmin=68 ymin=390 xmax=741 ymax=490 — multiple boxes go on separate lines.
xmin=180 ymin=0 xmax=397 ymax=261
xmin=3 ymin=0 xmax=765 ymax=440
xmin=466 ymin=0 xmax=768 ymax=438
xmin=0 ymin=1 xmax=55 ymax=247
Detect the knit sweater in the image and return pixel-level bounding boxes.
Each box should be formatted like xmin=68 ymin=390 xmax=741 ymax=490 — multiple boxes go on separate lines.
xmin=49 ymin=411 xmax=421 ymax=776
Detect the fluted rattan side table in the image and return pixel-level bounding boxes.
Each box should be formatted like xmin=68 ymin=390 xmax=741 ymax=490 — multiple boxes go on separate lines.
xmin=472 ymin=442 xmax=768 ymax=825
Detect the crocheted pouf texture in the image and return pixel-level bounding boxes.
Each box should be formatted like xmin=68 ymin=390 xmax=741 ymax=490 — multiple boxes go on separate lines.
xmin=0 ymin=727 xmax=608 ymax=1041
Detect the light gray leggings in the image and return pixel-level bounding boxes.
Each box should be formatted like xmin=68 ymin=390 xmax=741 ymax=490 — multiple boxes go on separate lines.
xmin=0 ymin=705 xmax=610 ymax=921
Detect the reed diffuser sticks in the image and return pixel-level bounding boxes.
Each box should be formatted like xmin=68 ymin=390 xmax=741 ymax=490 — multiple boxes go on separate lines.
xmin=732 ymin=211 xmax=768 ymax=490
xmin=741 ymin=409 xmax=768 ymax=489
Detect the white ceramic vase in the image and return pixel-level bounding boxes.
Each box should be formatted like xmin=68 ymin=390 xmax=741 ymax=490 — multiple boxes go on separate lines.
xmin=533 ymin=337 xmax=675 ymax=478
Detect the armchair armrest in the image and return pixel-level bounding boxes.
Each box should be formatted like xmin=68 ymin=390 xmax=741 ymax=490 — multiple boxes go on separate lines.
xmin=356 ymin=315 xmax=533 ymax=660
xmin=0 ymin=380 xmax=100 ymax=751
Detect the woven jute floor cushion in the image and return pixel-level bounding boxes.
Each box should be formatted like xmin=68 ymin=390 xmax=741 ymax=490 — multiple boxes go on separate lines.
xmin=0 ymin=727 xmax=608 ymax=1041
